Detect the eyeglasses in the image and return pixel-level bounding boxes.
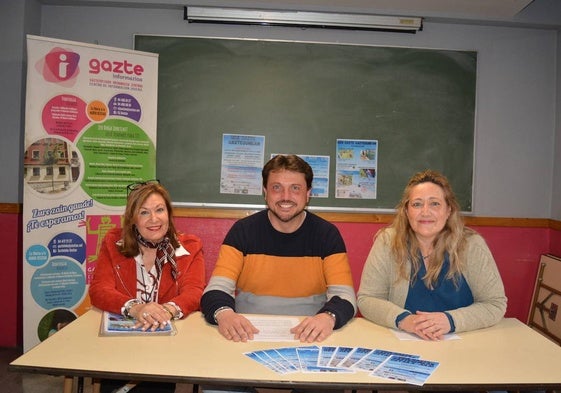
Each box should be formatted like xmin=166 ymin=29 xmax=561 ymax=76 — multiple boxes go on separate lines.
xmin=126 ymin=179 xmax=160 ymax=196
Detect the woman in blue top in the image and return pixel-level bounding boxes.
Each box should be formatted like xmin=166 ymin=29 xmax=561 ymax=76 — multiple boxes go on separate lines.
xmin=357 ymin=170 xmax=507 ymax=340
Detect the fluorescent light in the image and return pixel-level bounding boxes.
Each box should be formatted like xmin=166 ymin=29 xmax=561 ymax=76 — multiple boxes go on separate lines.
xmin=184 ymin=6 xmax=422 ymax=33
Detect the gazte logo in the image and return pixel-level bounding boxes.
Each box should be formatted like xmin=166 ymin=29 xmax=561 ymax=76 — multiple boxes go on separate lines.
xmin=40 ymin=47 xmax=80 ymax=83
xmin=88 ymin=58 xmax=145 ymax=76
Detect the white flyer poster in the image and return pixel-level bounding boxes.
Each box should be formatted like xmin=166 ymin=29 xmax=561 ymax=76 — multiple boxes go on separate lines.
xmin=22 ymin=35 xmax=158 ymax=351
xmin=220 ymin=133 xmax=265 ymax=195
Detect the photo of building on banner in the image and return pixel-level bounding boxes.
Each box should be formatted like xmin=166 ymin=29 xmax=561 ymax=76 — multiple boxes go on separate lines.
xmin=22 ymin=35 xmax=158 ymax=351
xmin=335 ymin=139 xmax=378 ymax=200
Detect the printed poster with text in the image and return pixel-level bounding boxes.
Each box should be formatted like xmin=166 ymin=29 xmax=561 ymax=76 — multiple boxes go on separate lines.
xmin=23 ymin=35 xmax=158 ymax=351
xmin=336 ymin=139 xmax=378 ymax=199
xmin=220 ymin=134 xmax=265 ymax=195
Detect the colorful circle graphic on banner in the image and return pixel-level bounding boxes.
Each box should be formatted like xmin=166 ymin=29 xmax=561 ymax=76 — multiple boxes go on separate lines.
xmin=25 ymin=244 xmax=50 ymax=267
xmin=23 ymin=136 xmax=83 ymax=198
xmin=87 ymin=100 xmax=108 ymax=122
xmin=108 ymin=93 xmax=142 ymax=122
xmin=31 ymin=257 xmax=86 ymax=310
xmin=76 ymin=118 xmax=155 ymax=206
xmin=47 ymin=232 xmax=86 ymax=264
xmin=42 ymin=94 xmax=90 ymax=142
xmin=37 ymin=308 xmax=77 ymax=342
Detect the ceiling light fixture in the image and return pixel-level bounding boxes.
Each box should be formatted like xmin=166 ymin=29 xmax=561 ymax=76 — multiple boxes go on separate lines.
xmin=184 ymin=6 xmax=422 ymax=33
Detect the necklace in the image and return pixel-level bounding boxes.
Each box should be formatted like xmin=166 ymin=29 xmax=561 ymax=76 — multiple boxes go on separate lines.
xmin=138 ymin=253 xmax=160 ymax=303
xmin=140 ymin=268 xmax=156 ymax=302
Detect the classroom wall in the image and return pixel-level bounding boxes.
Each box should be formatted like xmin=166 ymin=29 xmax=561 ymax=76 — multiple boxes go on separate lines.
xmin=550 ymin=229 xmax=561 ymax=257
xmin=2 ymin=210 xmax=557 ymax=348
xmin=35 ymin=3 xmax=557 ymax=219
xmin=1 ymin=213 xmax=23 ymax=348
xmin=0 ymin=0 xmax=559 ymax=218
xmin=1 ymin=1 xmax=561 ymax=348
xmin=0 ymin=2 xmax=25 ymax=205
xmin=554 ymin=32 xmax=561 ymax=221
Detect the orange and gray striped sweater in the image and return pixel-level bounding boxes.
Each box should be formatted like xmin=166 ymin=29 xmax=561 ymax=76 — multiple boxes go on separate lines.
xmin=201 ymin=209 xmax=356 ymax=329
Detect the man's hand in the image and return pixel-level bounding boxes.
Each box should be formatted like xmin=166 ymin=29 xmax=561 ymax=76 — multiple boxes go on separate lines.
xmin=215 ymin=309 xmax=259 ymax=342
xmin=290 ymin=313 xmax=336 ymax=343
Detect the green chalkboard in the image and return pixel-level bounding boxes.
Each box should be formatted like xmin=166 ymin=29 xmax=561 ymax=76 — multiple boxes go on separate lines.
xmin=135 ymin=35 xmax=476 ymax=211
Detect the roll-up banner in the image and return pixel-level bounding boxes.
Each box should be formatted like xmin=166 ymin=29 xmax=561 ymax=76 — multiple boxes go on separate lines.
xmin=23 ymin=35 xmax=158 ymax=351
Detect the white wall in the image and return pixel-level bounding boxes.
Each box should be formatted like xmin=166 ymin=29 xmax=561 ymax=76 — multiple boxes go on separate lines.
xmin=2 ymin=1 xmax=560 ymax=218
xmin=554 ymin=32 xmax=561 ymax=221
xmin=0 ymin=2 xmax=27 ymax=205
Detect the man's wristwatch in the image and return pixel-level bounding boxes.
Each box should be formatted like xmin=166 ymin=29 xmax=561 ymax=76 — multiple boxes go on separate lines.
xmin=324 ymin=311 xmax=337 ymax=325
xmin=213 ymin=306 xmax=233 ymax=323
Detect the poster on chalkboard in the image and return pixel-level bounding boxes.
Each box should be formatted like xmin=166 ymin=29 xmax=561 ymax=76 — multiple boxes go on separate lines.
xmin=336 ymin=139 xmax=378 ymax=200
xmin=220 ymin=133 xmax=265 ymax=195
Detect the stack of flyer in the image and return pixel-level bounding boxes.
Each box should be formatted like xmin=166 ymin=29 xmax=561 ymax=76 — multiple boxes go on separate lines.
xmin=244 ymin=345 xmax=439 ymax=386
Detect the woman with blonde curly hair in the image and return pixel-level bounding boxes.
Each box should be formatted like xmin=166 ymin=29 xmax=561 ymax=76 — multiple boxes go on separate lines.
xmin=357 ymin=170 xmax=507 ymax=340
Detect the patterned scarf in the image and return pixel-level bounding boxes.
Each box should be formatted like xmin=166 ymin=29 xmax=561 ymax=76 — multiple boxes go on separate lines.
xmin=135 ymin=227 xmax=178 ymax=281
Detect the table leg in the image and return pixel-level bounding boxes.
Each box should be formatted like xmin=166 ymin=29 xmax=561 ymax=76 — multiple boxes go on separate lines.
xmin=63 ymin=376 xmax=73 ymax=393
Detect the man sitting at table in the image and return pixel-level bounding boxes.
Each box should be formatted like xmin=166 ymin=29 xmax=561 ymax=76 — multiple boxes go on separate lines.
xmin=201 ymin=154 xmax=356 ymax=342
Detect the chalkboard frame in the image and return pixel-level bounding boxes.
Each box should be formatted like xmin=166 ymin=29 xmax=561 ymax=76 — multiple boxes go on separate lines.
xmin=134 ymin=35 xmax=476 ymax=212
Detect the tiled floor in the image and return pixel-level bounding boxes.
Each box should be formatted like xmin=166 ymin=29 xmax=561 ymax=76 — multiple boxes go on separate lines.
xmin=2 ymin=346 xmax=96 ymax=393
xmin=2 ymin=345 xmax=201 ymax=393
xmin=3 ymin=347 xmax=378 ymax=393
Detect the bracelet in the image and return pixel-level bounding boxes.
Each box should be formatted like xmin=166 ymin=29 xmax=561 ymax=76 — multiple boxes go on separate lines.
xmin=213 ymin=306 xmax=233 ymax=323
xmin=324 ymin=311 xmax=337 ymax=325
xmin=166 ymin=301 xmax=184 ymax=320
xmin=123 ymin=299 xmax=142 ymax=319
xmin=162 ymin=303 xmax=176 ymax=319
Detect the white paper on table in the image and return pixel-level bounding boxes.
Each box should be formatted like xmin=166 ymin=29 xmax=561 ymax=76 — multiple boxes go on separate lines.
xmin=245 ymin=315 xmax=300 ymax=341
xmin=390 ymin=328 xmax=460 ymax=341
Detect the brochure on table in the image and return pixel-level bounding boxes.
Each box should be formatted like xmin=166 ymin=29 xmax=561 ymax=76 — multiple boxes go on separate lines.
xmin=245 ymin=345 xmax=439 ymax=386
xmin=99 ymin=311 xmax=176 ymax=336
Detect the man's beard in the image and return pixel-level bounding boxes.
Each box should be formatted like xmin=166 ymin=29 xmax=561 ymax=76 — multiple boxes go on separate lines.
xmin=269 ymin=202 xmax=305 ymax=223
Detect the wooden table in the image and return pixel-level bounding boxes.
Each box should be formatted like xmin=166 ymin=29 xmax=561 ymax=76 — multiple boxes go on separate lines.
xmin=9 ymin=309 xmax=561 ymax=392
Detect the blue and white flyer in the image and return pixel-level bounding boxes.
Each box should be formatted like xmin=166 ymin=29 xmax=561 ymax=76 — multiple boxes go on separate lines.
xmin=220 ymin=134 xmax=265 ymax=195
xmin=371 ymin=355 xmax=440 ymax=385
xmin=335 ymin=139 xmax=378 ymax=199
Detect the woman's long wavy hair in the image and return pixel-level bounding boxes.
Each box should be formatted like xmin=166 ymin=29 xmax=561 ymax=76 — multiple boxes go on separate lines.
xmin=390 ymin=169 xmax=474 ymax=288
xmin=119 ymin=182 xmax=180 ymax=257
